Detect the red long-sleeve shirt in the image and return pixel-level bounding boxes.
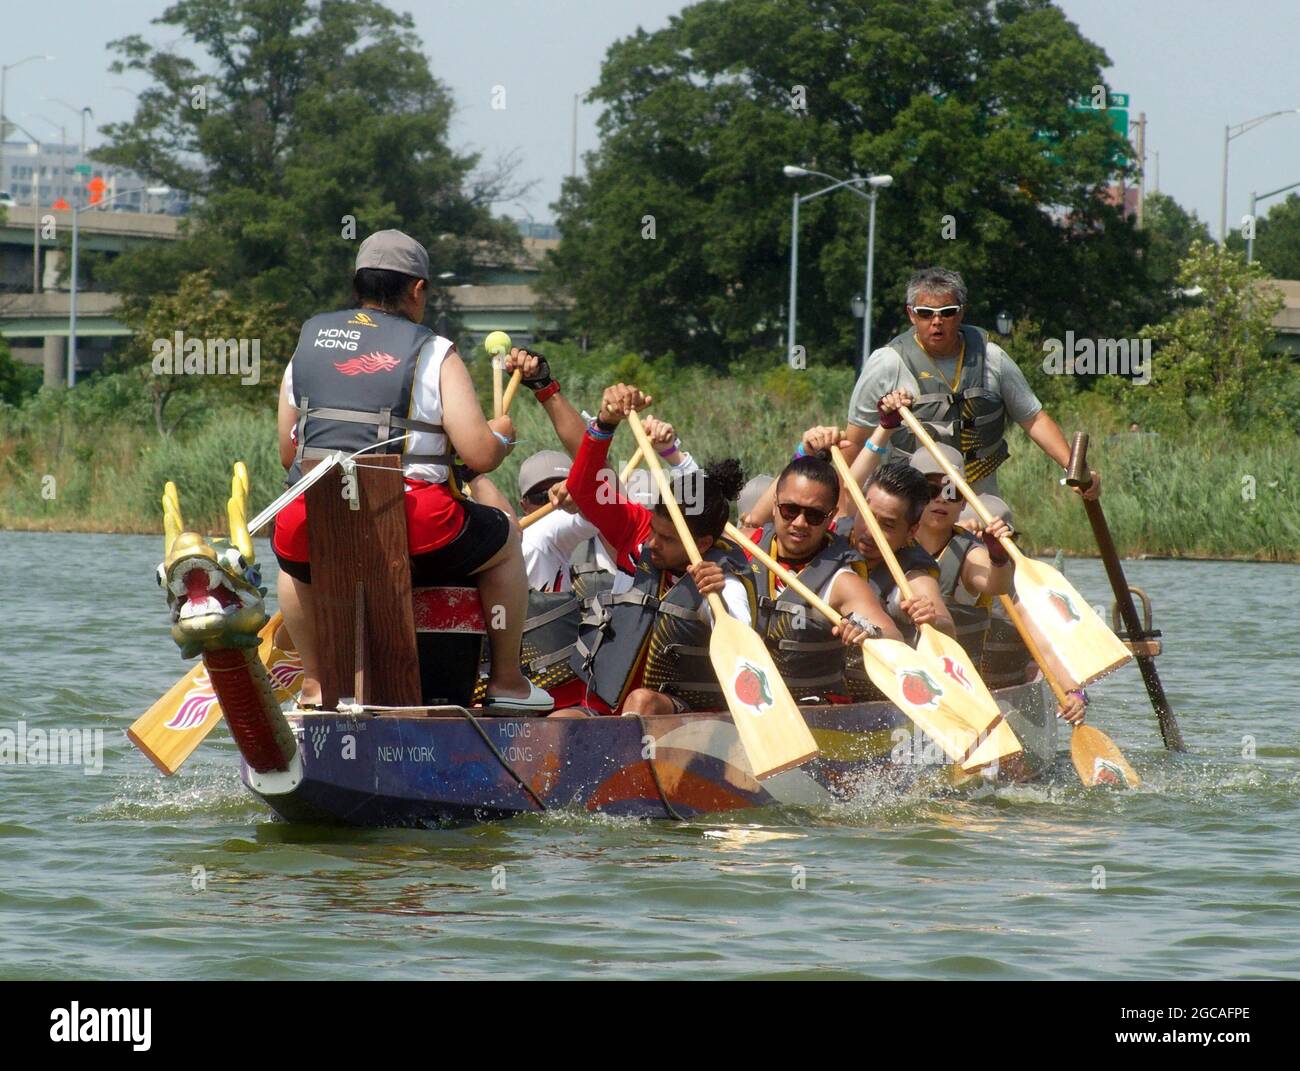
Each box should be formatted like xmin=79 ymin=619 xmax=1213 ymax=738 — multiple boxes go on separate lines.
xmin=567 ymin=427 xmax=652 ymax=574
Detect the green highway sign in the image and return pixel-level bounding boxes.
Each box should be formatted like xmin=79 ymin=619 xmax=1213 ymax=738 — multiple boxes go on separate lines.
xmin=74 ymin=164 xmax=93 ymax=175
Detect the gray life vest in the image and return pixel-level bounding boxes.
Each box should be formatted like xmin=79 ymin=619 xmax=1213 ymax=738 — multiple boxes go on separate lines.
xmin=935 ymin=528 xmax=992 ymax=664
xmin=570 ymin=537 xmax=756 ymax=711
xmin=886 ymin=324 xmax=1009 ymax=479
xmin=750 ymin=524 xmax=860 ymax=699
xmin=475 ymin=589 xmax=582 ymax=700
xmin=981 ymin=597 xmax=1032 ymax=689
xmin=286 ymin=307 xmax=450 ymax=484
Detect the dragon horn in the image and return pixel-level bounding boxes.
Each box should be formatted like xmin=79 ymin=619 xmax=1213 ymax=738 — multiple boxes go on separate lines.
xmin=162 ymin=481 xmax=183 ymax=559
xmin=228 ymin=464 xmax=255 ymax=564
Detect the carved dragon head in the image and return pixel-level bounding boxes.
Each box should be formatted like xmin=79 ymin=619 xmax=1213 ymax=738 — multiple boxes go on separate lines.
xmin=158 ymin=462 xmax=268 ymax=657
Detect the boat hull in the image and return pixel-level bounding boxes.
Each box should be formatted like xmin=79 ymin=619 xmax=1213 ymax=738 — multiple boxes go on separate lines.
xmin=241 ymin=679 xmax=1058 ymax=827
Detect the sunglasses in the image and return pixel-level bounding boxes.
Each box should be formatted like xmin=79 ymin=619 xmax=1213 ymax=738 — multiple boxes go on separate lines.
xmin=911 ymin=304 xmax=962 ymax=320
xmin=522 ymin=490 xmax=551 ymax=508
xmin=777 ymin=501 xmax=831 ymax=527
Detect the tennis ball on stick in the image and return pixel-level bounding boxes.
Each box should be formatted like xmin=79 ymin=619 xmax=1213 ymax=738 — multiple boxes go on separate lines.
xmin=484 ymin=330 xmax=512 ymax=356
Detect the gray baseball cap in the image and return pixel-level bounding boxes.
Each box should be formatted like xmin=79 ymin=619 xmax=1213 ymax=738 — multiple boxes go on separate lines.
xmin=355 ymin=229 xmax=430 ymax=281
xmin=909 ymin=442 xmax=964 ymax=477
xmin=518 ymin=450 xmax=571 ymax=498
xmin=738 ymin=475 xmax=774 ymax=520
xmin=959 ymin=494 xmax=1014 ymax=528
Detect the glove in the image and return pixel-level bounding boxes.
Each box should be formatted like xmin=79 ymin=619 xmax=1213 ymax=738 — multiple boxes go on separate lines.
xmin=983 ymin=529 xmax=1010 ymax=565
xmin=521 ymin=351 xmax=553 ymax=390
xmin=877 ymin=399 xmax=902 ymax=429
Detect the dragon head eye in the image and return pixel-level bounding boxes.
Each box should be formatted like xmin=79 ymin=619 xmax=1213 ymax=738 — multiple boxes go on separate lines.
xmin=155 ymin=563 xmax=166 ymax=587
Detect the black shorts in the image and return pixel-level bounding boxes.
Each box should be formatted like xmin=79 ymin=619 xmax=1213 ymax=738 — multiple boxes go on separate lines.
xmin=275 ymin=498 xmax=512 ymax=586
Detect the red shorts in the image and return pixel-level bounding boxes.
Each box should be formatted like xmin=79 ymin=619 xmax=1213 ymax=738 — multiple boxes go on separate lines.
xmin=272 ymin=478 xmax=465 ymax=563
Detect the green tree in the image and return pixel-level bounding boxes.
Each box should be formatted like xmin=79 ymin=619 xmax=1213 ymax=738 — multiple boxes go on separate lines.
xmin=0 ymin=336 xmax=42 ymax=407
xmin=1140 ymin=242 xmax=1285 ymax=426
xmin=97 ymin=0 xmax=521 ymax=326
xmin=112 ymin=269 xmax=297 ymax=436
xmin=1142 ymin=191 xmax=1212 ymax=298
xmin=541 ymin=0 xmax=1149 ymax=366
xmin=1250 ymin=193 xmax=1300 ymax=280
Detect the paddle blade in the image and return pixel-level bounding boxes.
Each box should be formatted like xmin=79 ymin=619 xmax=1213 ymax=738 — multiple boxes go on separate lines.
xmin=708 ymin=613 xmax=818 ymax=779
xmin=859 ymin=637 xmax=1023 ymax=772
xmin=1071 ymin=724 xmax=1140 ymax=788
xmin=914 ymin=625 xmax=1023 ymax=770
xmin=128 ymin=612 xmax=300 ymax=775
xmin=1013 ymin=557 xmax=1131 ymax=688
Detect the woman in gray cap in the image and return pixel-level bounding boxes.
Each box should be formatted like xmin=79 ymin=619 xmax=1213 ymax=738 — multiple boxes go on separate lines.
xmin=273 ymin=228 xmax=550 ymax=714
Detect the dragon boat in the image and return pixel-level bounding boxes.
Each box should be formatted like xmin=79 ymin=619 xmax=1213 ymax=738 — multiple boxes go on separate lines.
xmin=132 ymin=458 xmax=1058 ymax=828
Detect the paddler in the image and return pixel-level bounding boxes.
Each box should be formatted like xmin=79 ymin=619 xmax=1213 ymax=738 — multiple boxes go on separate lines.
xmin=272 ymin=229 xmax=551 ymax=715
xmin=909 ymin=439 xmax=1014 ymax=665
xmin=553 ymin=383 xmax=755 ymax=718
xmin=840 ymin=266 xmax=1102 ymax=501
xmin=743 ymin=453 xmax=902 ymax=703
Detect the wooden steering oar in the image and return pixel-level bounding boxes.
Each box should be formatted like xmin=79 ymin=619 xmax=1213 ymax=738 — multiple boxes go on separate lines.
xmin=627 ymin=412 xmax=817 ymax=778
xmin=725 ymin=522 xmax=1019 ymax=773
xmin=519 ymin=447 xmax=643 ymax=530
xmin=1066 ymin=433 xmax=1185 ymax=751
xmin=896 ymin=408 xmax=1131 ymax=689
xmin=828 ymin=447 xmax=1023 ymax=771
xmin=998 ymin=593 xmax=1139 ymax=788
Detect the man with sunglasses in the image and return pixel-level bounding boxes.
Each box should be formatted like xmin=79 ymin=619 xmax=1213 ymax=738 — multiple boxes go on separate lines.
xmin=842 ymin=266 xmax=1101 ymax=500
xmin=744 ymin=454 xmax=902 ymax=703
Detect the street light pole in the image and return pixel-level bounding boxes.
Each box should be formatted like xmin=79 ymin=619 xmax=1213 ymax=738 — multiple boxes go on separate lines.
xmin=1219 ymin=108 xmax=1300 ymax=244
xmin=1247 ymin=178 xmax=1300 ymax=264
xmin=786 ymin=192 xmax=799 ymax=362
xmin=68 ymin=184 xmax=169 ymax=386
xmin=784 ymin=165 xmax=891 ymax=369
xmin=0 ymin=54 xmax=54 ymax=196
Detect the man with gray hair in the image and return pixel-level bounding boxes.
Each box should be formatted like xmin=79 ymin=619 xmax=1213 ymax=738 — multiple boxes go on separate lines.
xmin=842 ymin=267 xmax=1100 ymax=499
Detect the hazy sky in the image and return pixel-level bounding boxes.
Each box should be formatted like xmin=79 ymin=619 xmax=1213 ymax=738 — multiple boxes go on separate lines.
xmin=4 ymin=0 xmax=1300 ymax=237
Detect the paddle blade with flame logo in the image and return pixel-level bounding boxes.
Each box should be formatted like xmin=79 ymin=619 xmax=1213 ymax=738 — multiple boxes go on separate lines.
xmin=1012 ymin=557 xmax=1131 ymax=690
xmin=708 ymin=614 xmax=817 ymax=779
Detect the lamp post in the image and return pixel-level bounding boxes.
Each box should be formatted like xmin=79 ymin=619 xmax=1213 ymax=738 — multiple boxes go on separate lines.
xmin=28 ymin=114 xmax=67 ymax=206
xmin=0 ymin=54 xmax=54 ymax=195
xmin=1246 ymin=179 xmax=1300 ymax=264
xmin=783 ymin=165 xmax=892 ymax=369
xmin=67 ymin=184 xmax=169 ymax=386
xmin=1220 ymin=108 xmax=1300 ymax=245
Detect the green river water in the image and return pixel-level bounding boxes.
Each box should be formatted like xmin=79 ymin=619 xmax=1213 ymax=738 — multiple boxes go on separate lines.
xmin=2 ymin=531 xmax=1298 ymax=980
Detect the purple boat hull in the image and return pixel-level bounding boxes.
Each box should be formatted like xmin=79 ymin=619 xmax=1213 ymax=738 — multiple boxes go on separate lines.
xmin=241 ymin=679 xmax=1058 ymax=827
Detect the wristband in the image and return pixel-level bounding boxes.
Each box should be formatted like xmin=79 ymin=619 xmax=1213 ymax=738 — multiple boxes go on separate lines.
xmin=877 ymin=405 xmax=902 ymax=430
xmin=657 ymin=439 xmax=681 ymax=458
xmin=533 ymin=379 xmax=561 ymax=403
xmin=794 ymin=442 xmax=807 ymax=459
xmin=864 ymin=440 xmax=888 ymax=456
xmin=588 ymin=420 xmax=615 ymax=441
xmin=983 ymin=529 xmax=1010 ymax=565
xmin=492 ymin=430 xmax=513 ymax=449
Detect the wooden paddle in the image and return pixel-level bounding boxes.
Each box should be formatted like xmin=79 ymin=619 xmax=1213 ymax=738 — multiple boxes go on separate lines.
xmin=896 ymin=408 xmax=1131 ymax=689
xmin=725 ymin=522 xmax=1021 ymax=772
xmin=1066 ymin=433 xmax=1185 ymax=751
xmin=518 ymin=447 xmax=643 ymax=530
xmin=998 ymin=593 xmax=1139 ymax=788
xmin=128 ymin=611 xmax=302 ymax=775
xmin=627 ymin=412 xmax=817 ymax=778
xmin=828 ymin=447 xmax=1023 ymax=770
xmin=501 ymin=368 xmax=524 ymax=415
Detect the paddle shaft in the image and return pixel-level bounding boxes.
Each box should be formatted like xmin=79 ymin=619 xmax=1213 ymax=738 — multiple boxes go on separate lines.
xmin=501 ymin=368 xmax=524 ymax=415
xmin=627 ymin=414 xmax=725 ymax=620
xmin=829 ymin=446 xmax=914 ymax=598
xmin=724 ymin=523 xmax=842 ymax=626
xmin=518 ymin=447 xmax=643 ymax=531
xmin=1066 ymin=434 xmax=1186 ymax=751
xmin=896 ymin=408 xmax=1023 ymax=564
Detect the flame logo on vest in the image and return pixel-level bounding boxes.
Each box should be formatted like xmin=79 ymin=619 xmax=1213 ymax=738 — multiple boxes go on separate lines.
xmin=348 ymin=311 xmax=380 ymax=327
xmin=733 ymin=661 xmax=774 ymax=713
xmin=334 ymin=351 xmax=399 ymax=375
xmin=939 ymin=654 xmax=974 ymax=692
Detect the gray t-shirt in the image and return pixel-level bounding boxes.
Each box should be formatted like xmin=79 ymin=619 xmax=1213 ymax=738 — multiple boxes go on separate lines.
xmin=847 ymin=337 xmax=1043 ymax=431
